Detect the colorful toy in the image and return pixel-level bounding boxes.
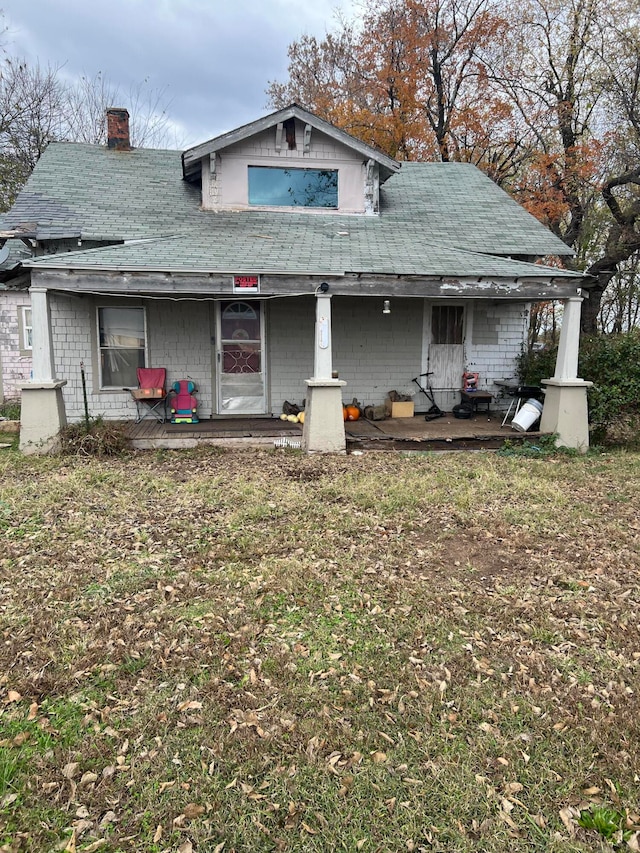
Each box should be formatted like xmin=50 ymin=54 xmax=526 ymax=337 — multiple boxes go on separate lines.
xmin=170 ymin=379 xmax=199 ymax=424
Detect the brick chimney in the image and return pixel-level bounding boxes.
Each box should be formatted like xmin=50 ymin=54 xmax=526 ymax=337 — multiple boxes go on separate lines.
xmin=106 ymin=108 xmax=131 ymax=150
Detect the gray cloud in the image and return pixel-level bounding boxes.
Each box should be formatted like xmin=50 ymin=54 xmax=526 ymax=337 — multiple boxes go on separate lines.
xmin=3 ymin=0 xmax=354 ymax=146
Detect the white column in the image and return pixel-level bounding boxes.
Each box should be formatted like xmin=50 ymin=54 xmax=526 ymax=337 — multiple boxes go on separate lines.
xmin=30 ymin=286 xmax=56 ymax=382
xmin=20 ymin=285 xmax=67 ymax=454
xmin=314 ymin=293 xmax=333 ymax=379
xmin=539 ymin=294 xmax=592 ymax=453
xmin=554 ymin=296 xmax=582 ymax=379
xmin=303 ymin=288 xmax=346 ymax=453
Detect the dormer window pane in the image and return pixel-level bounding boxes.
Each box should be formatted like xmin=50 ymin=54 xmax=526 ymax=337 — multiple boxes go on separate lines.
xmin=249 ymin=166 xmax=338 ymax=208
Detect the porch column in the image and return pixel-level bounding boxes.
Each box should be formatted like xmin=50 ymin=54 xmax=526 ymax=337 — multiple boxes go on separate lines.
xmin=539 ymin=295 xmax=592 ymax=453
xmin=302 ymin=290 xmax=346 ymax=454
xmin=20 ymin=286 xmax=67 ymax=454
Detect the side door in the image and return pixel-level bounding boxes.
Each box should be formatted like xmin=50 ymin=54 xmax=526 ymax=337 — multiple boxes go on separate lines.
xmin=425 ymin=303 xmax=465 ymax=412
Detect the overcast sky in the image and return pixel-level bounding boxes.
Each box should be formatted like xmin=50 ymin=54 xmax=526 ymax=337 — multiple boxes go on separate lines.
xmin=2 ymin=0 xmax=356 ymax=148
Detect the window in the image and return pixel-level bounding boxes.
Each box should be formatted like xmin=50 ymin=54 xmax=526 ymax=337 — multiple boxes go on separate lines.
xmin=248 ymin=166 xmax=338 ymax=208
xmin=98 ymin=306 xmax=146 ymax=388
xmin=432 ymin=305 xmax=463 ymax=344
xmin=19 ymin=306 xmax=33 ymax=353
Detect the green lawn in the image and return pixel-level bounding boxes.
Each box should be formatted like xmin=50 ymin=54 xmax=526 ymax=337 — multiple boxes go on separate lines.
xmin=0 ymin=445 xmax=638 ymax=852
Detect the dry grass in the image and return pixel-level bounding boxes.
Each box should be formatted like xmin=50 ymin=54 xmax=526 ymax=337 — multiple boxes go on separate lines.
xmin=0 ymin=446 xmax=639 ymax=852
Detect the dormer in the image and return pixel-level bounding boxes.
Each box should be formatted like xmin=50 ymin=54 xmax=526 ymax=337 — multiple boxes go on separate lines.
xmin=182 ymin=104 xmax=400 ymax=216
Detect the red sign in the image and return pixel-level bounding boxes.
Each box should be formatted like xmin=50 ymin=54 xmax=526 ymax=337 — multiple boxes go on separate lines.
xmin=233 ymin=275 xmax=260 ymax=293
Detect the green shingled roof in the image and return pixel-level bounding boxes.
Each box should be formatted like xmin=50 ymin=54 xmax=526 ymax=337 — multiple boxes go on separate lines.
xmin=1 ymin=140 xmax=578 ymax=280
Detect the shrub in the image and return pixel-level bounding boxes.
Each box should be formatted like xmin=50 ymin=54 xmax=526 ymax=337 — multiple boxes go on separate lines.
xmin=0 ymin=399 xmax=21 ymax=420
xmin=60 ymin=418 xmax=129 ymax=457
xmin=516 ymin=346 xmax=558 ymax=387
xmin=517 ymin=330 xmax=640 ymax=446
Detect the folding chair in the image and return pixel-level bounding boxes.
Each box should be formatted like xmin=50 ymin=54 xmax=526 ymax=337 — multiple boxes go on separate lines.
xmin=130 ymin=367 xmax=168 ymax=423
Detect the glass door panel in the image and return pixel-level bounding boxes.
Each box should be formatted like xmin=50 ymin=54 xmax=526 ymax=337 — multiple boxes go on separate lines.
xmin=217 ymin=301 xmax=266 ymax=414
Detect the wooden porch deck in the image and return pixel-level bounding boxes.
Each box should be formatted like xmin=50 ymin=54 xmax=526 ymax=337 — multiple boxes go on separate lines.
xmin=121 ymin=412 xmax=543 ymax=452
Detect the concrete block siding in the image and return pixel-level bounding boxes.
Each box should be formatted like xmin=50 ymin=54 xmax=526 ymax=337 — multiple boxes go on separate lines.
xmin=50 ymin=292 xmax=526 ymax=422
xmin=0 ymin=291 xmax=32 ymax=398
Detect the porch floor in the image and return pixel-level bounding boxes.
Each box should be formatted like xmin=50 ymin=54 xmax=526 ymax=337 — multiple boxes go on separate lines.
xmin=121 ymin=412 xmax=544 ymax=452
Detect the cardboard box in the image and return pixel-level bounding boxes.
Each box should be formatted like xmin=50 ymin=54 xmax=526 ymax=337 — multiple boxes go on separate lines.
xmin=390 ymin=401 xmax=415 ymax=418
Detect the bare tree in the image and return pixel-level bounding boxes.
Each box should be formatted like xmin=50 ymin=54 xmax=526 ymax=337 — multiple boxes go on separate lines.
xmin=0 ymin=58 xmax=66 ymax=209
xmin=63 ymin=72 xmax=172 ymax=148
xmin=0 ymin=57 xmax=174 ymax=211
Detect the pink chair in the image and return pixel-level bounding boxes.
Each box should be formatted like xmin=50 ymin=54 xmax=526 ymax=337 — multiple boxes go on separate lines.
xmin=130 ymin=367 xmax=168 ymax=423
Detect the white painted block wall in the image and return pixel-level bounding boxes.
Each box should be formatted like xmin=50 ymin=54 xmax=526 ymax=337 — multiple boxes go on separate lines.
xmin=465 ymin=302 xmax=530 ymax=407
xmin=0 ymin=291 xmax=32 ymax=398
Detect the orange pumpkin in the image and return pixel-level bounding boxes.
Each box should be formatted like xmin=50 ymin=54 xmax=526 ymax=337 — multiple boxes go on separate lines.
xmin=345 ymin=405 xmax=360 ymax=421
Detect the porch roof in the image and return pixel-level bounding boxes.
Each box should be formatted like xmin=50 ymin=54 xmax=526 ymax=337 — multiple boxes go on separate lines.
xmin=21 ymin=230 xmax=582 ymax=280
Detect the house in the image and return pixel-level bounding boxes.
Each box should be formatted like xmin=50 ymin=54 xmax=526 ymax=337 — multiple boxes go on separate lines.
xmin=0 ymin=105 xmax=591 ymax=453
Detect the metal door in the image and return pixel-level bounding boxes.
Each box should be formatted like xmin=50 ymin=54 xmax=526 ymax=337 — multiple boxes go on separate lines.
xmin=215 ymin=301 xmax=267 ymax=414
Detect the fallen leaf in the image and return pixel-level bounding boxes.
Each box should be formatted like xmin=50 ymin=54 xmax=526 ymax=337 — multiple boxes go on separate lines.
xmin=559 ymin=807 xmax=577 ymax=836
xmin=12 ymin=731 xmax=30 ymax=747
xmin=371 ymin=751 xmax=387 ymax=764
xmin=182 ymin=803 xmax=205 ymax=820
xmin=177 ymin=700 xmax=203 ymax=712
xmin=6 ymin=690 xmax=22 ymax=703
xmin=153 ymin=825 xmax=163 ymax=843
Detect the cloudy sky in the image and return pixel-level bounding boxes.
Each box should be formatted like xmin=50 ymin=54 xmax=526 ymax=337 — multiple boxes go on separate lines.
xmin=2 ymin=0 xmax=356 ymax=147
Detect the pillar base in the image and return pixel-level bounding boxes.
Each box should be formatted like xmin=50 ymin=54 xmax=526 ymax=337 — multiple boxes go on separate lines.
xmin=303 ymin=379 xmax=347 ymax=454
xmin=19 ymin=381 xmax=67 ymax=455
xmin=540 ymin=378 xmax=592 ymax=453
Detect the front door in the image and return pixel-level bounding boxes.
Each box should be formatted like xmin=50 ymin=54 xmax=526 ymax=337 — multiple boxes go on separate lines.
xmin=425 ymin=304 xmax=465 ymax=412
xmin=215 ymin=300 xmax=267 ymax=414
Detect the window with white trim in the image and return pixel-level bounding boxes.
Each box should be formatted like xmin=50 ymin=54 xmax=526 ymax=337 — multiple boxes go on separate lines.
xmin=19 ymin=306 xmax=32 ymax=353
xmin=248 ymin=166 xmax=338 ymax=208
xmin=98 ymin=306 xmax=146 ymax=388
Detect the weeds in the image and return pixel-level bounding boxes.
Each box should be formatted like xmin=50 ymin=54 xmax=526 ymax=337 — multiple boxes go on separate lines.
xmin=0 ymin=399 xmax=20 ymax=420
xmin=59 ymin=417 xmax=129 ymax=457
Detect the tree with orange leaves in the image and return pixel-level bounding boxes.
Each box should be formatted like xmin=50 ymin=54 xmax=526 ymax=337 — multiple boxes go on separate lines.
xmin=268 ymin=0 xmax=640 ymax=333
xmin=268 ymin=0 xmax=516 ymax=170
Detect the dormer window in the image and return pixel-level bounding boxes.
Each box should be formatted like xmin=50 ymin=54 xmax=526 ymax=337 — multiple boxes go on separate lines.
xmin=248 ymin=166 xmax=338 ymax=208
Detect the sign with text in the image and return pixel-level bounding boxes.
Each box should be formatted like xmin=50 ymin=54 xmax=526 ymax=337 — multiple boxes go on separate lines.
xmin=232 ymin=275 xmax=260 ymax=294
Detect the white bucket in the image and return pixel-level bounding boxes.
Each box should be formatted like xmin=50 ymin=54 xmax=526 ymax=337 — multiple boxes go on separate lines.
xmin=511 ymin=398 xmax=543 ymax=432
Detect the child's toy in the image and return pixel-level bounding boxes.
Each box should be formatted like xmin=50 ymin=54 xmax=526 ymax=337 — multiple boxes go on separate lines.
xmin=170 ymin=379 xmax=199 ymax=424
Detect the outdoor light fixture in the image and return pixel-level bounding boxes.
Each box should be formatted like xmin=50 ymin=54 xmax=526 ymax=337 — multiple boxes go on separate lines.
xmin=383 ymin=299 xmax=391 ymax=314
xmin=319 ymin=282 xmax=330 ymax=293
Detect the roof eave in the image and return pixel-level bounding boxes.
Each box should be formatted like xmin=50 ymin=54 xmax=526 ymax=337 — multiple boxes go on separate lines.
xmin=182 ymin=104 xmax=400 ymax=182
